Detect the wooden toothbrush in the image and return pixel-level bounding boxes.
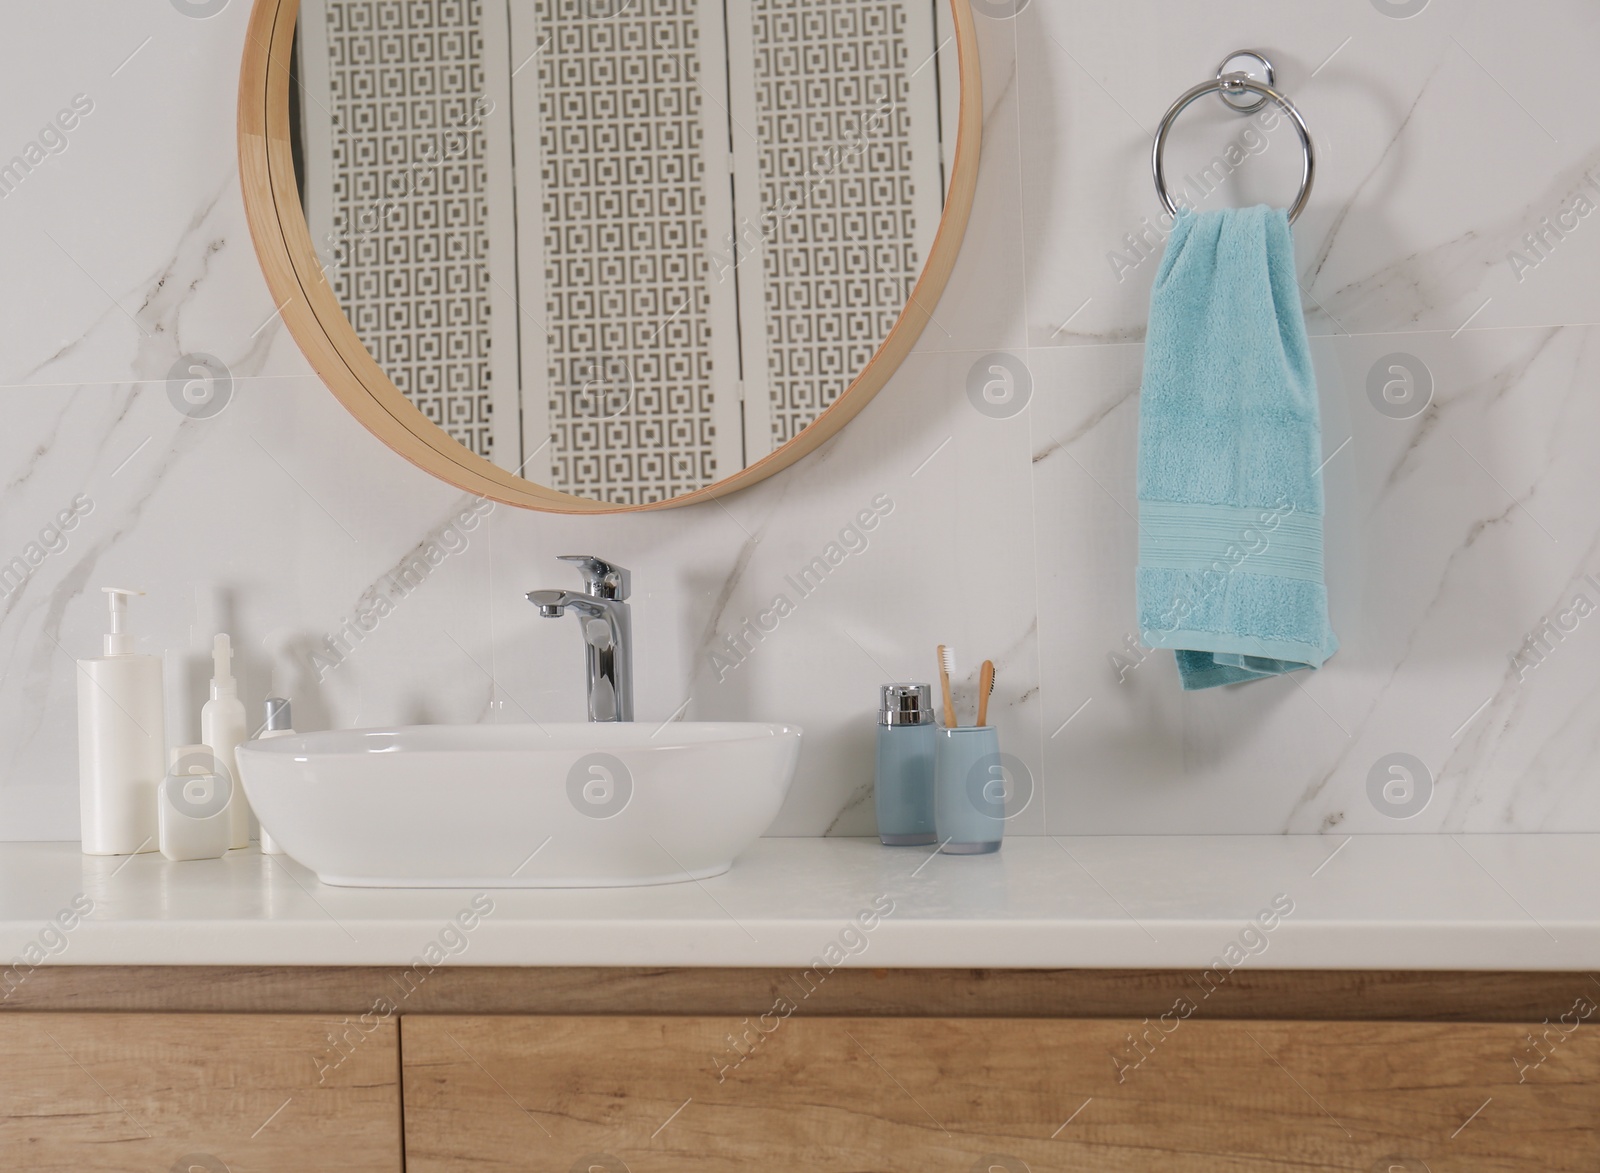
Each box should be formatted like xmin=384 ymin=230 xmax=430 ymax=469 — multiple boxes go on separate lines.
xmin=977 ymin=660 xmax=995 ymax=727
xmin=936 ymin=645 xmax=957 ymax=728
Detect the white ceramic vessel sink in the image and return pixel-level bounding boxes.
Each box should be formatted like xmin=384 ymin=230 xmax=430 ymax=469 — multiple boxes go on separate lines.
xmin=236 ymin=723 xmax=801 ymax=888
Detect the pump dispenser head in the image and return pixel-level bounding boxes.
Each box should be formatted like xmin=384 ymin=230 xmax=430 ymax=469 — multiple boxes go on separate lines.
xmin=879 ymin=682 xmax=935 ymax=726
xmin=209 ymin=634 xmax=238 ymax=700
xmin=264 ymin=696 xmax=292 ymax=732
xmin=101 ymin=587 xmax=144 ymax=656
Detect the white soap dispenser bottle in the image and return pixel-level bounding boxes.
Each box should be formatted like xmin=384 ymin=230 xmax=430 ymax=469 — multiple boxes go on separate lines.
xmin=78 ymin=587 xmax=166 ymax=855
xmin=200 ymin=634 xmax=250 ymax=849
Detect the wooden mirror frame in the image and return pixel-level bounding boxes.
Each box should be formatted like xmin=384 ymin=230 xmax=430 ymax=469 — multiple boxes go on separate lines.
xmin=238 ymin=0 xmax=982 ymax=513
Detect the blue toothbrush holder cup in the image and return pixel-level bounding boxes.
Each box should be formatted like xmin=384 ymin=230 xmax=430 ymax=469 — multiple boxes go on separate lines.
xmin=934 ymin=726 xmax=1006 ymax=854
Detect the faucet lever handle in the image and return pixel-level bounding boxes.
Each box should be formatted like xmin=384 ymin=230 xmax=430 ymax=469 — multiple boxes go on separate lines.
xmin=558 ymin=554 xmax=631 ymax=600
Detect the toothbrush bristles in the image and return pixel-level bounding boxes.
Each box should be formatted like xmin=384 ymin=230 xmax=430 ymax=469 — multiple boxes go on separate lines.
xmin=936 ymin=644 xmax=957 ymax=728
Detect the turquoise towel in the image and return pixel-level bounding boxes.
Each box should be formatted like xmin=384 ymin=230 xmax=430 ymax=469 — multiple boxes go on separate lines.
xmin=1136 ymin=206 xmax=1337 ymax=690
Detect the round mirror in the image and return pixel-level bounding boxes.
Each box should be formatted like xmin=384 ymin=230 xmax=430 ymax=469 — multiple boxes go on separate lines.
xmin=239 ymin=0 xmax=981 ymax=511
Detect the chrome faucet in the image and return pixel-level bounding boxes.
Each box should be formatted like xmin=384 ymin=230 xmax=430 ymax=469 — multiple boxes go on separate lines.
xmin=526 ymin=555 xmax=633 ymax=722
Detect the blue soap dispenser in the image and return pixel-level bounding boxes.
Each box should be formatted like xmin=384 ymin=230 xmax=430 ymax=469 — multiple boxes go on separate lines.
xmin=875 ymin=683 xmax=936 ymax=845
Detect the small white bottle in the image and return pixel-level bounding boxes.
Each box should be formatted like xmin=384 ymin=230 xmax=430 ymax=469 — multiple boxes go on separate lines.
xmin=200 ymin=634 xmax=249 ymax=849
xmin=255 ymin=697 xmax=294 ymax=855
xmin=78 ymin=587 xmax=166 ymax=856
xmin=158 ymin=745 xmax=231 ymax=861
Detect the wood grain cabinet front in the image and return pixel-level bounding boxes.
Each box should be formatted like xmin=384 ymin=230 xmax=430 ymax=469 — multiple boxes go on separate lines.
xmin=0 ymin=1012 xmax=402 ymax=1172
xmin=401 ymin=1014 xmax=1600 ymax=1172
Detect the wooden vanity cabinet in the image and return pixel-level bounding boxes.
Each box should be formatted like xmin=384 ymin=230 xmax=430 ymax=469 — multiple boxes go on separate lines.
xmin=4 ymin=970 xmax=1597 ymax=1171
xmin=0 ymin=1013 xmax=402 ymax=1172
xmin=401 ymin=1015 xmax=1600 ymax=1172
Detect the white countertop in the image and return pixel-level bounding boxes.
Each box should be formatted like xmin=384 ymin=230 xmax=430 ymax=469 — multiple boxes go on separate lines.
xmin=1 ymin=835 xmax=1594 ymax=970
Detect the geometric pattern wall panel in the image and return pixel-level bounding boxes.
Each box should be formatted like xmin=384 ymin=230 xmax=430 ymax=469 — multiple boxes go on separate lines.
xmin=298 ymin=0 xmax=933 ymax=500
xmin=531 ymin=0 xmax=717 ymax=505
xmin=309 ymin=0 xmax=497 ymax=460
xmin=750 ymin=0 xmax=922 ymax=446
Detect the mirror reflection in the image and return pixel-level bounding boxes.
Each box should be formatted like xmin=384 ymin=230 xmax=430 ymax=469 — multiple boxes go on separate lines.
xmin=290 ymin=0 xmax=958 ymax=505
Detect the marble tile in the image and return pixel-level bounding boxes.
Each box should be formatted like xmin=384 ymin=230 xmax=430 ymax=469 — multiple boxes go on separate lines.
xmin=0 ymin=373 xmax=486 ymax=838
xmin=0 ymin=2 xmax=301 ymax=389
xmin=2 ymin=1 xmax=1599 ymax=845
xmin=911 ymin=8 xmax=1029 ymax=355
xmin=1016 ymin=0 xmax=1600 ymax=346
xmin=485 ymin=344 xmax=1044 ymax=836
xmin=1028 ymin=323 xmax=1600 ymax=834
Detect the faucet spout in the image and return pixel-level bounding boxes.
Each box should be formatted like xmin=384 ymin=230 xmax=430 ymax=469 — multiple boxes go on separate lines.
xmin=525 ymin=589 xmax=574 ymax=619
xmin=526 ymin=560 xmax=634 ymax=722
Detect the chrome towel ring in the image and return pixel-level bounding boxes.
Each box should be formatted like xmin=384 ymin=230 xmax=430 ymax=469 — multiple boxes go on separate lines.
xmin=1151 ymin=50 xmax=1315 ymax=224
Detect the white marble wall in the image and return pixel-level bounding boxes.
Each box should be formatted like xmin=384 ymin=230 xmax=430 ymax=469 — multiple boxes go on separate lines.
xmin=2 ymin=0 xmax=1598 ymax=840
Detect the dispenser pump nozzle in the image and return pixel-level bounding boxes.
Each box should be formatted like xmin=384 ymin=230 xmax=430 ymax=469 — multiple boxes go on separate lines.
xmin=102 ymin=587 xmax=144 ymax=656
xmin=210 ymin=633 xmax=238 ymax=700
